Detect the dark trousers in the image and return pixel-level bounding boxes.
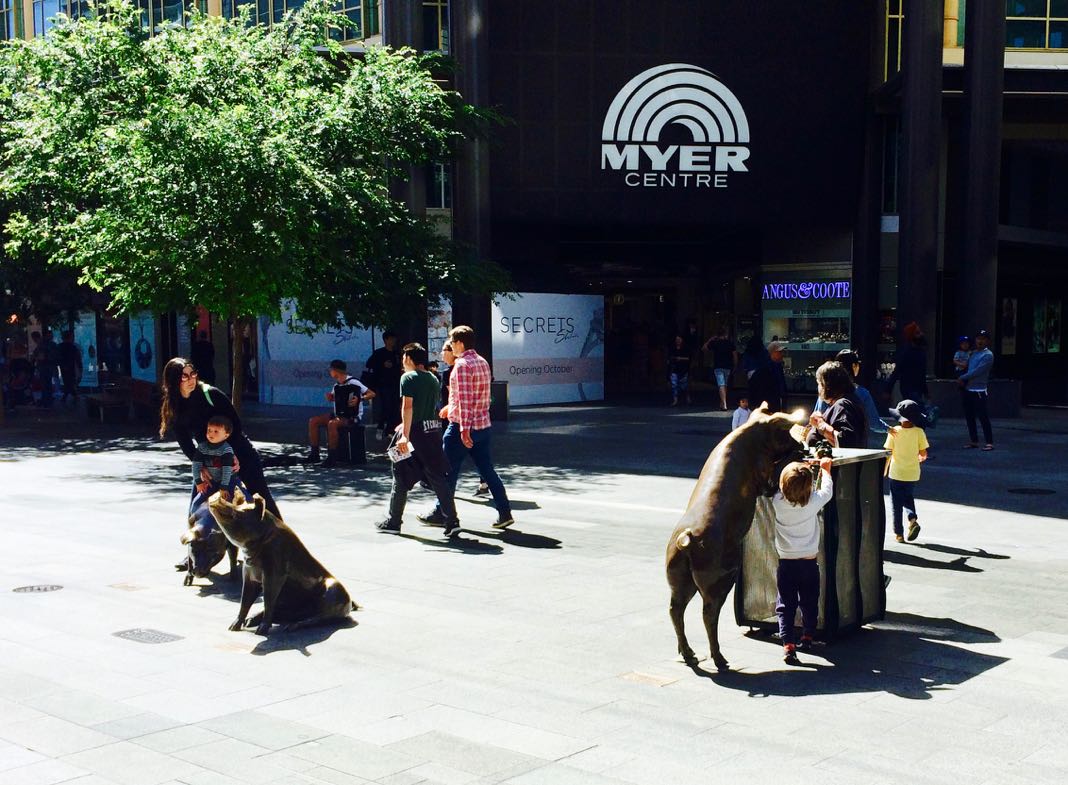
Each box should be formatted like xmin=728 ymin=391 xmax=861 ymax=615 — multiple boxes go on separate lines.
xmin=59 ymin=365 xmax=79 ymax=401
xmin=962 ymin=390 xmax=993 ymax=445
xmin=775 ymin=558 xmax=820 ymax=646
xmin=889 ymin=478 xmax=918 ymax=535
xmin=388 ymin=421 xmax=458 ymax=524
xmin=434 ymin=422 xmax=511 ymax=518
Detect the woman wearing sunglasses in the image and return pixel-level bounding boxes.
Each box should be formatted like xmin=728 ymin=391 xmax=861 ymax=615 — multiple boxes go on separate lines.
xmin=159 ymin=357 xmax=280 ymax=517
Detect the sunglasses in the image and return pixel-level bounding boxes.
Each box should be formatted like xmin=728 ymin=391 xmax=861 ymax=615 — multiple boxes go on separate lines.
xmin=180 ymin=369 xmax=198 ymax=380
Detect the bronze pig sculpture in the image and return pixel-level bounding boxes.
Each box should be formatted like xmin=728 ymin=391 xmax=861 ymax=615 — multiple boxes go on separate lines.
xmin=180 ymin=498 xmax=239 ymax=586
xmin=207 ymin=489 xmax=357 ymax=635
xmin=666 ymin=405 xmax=807 ymax=670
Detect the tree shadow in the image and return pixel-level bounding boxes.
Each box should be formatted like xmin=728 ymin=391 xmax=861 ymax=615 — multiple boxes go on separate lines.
xmin=913 ymin=543 xmax=1009 ymax=560
xmin=693 ymin=613 xmax=1004 ymax=699
xmin=395 ymin=531 xmax=503 ymax=555
xmin=249 ymin=617 xmax=358 ymax=657
xmin=884 ymin=549 xmax=983 ymax=573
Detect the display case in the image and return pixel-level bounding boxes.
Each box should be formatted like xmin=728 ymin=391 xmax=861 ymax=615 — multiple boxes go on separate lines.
xmin=763 ymin=306 xmax=851 ymax=392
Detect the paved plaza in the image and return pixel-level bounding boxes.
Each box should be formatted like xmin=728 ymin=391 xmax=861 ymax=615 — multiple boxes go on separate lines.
xmin=1 ymin=403 xmax=1067 ymax=785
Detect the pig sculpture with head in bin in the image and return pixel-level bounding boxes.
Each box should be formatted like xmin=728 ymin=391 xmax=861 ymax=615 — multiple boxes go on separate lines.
xmin=180 ymin=498 xmax=239 ymax=587
xmin=666 ymin=404 xmax=807 ymax=671
xmin=207 ymin=488 xmax=357 ymax=635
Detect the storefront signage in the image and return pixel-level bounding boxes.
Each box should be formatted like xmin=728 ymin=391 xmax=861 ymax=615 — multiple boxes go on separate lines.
xmin=601 ymin=63 xmax=750 ymax=189
xmin=492 ymin=293 xmax=604 ymax=406
xmin=128 ymin=312 xmax=157 ymax=383
xmin=762 ymin=281 xmax=851 ymax=301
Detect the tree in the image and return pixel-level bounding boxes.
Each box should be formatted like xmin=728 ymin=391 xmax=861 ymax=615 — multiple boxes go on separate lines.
xmin=0 ymin=1 xmax=508 ymax=413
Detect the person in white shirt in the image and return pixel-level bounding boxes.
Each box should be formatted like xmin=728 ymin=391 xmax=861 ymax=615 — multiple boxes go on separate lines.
xmin=772 ymin=457 xmax=834 ymax=665
xmin=731 ymin=396 xmax=751 ymax=431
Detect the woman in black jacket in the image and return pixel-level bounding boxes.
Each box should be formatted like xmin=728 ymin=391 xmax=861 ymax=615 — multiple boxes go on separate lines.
xmin=808 ymin=360 xmax=868 ymax=449
xmin=159 ymin=357 xmax=280 ymax=517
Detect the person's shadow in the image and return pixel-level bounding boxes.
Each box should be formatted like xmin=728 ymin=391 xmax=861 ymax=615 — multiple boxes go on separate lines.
xmin=688 ymin=612 xmax=1004 ymax=700
xmin=914 ymin=543 xmax=1009 ymax=560
xmin=884 ymin=549 xmax=983 ymax=573
xmin=396 ymin=531 xmax=503 ymax=555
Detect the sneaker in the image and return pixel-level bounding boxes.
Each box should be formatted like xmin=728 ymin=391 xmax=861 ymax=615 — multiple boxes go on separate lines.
xmin=798 ymin=635 xmax=815 ymax=652
xmin=895 ymin=534 xmax=905 ymax=543
xmin=907 ymin=518 xmax=921 ymax=542
xmin=417 ymin=509 xmax=447 ymax=526
xmin=443 ymin=520 xmax=461 ymax=538
xmin=307 ymin=447 xmax=321 ymax=462
xmin=492 ymin=514 xmax=515 ymax=530
xmin=375 ymin=519 xmax=401 ymax=534
xmin=475 ymin=481 xmax=490 ymax=496
xmin=783 ymin=645 xmax=801 ymax=666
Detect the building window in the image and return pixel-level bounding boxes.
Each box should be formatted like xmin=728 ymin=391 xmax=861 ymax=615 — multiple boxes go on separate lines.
xmin=330 ymin=0 xmax=361 ymax=40
xmin=426 ymin=162 xmax=451 ymax=209
xmin=365 ymin=1 xmax=380 ymax=36
xmin=1007 ymin=0 xmax=1068 ymax=49
xmin=1 ymin=0 xmax=13 ymax=41
xmin=423 ymin=0 xmax=449 ymax=52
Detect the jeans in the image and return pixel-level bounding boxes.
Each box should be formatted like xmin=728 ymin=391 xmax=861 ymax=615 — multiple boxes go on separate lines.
xmin=889 ymin=478 xmax=918 ymax=536
xmin=670 ymin=372 xmax=689 ymax=398
xmin=434 ymin=423 xmax=511 ymax=518
xmin=962 ymin=390 xmax=993 ymax=445
xmin=775 ymin=559 xmax=820 ymax=646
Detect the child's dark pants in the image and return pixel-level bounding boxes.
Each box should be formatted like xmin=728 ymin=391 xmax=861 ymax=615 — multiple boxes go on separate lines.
xmin=889 ymin=478 xmax=918 ymax=536
xmin=776 ymin=558 xmax=820 ymax=645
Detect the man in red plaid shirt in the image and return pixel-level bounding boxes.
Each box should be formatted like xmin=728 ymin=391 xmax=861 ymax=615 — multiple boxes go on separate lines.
xmin=418 ymin=325 xmax=514 ymax=530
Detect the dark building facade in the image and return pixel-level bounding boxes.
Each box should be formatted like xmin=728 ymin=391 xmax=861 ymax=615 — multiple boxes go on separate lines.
xmin=392 ymin=0 xmax=1068 ymax=404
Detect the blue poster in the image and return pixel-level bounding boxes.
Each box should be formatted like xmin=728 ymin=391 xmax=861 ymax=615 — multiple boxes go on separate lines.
xmin=129 ymin=311 xmax=157 ymax=383
xmin=73 ymin=311 xmax=99 ymax=388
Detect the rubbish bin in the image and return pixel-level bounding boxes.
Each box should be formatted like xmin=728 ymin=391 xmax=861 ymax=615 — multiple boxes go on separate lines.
xmin=734 ymin=448 xmax=890 ymax=640
xmin=490 ymin=380 xmax=509 ymax=422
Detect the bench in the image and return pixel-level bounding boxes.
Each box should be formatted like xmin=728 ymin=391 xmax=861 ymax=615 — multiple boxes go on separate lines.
xmin=86 ymin=393 xmax=130 ymax=423
xmin=336 ymin=422 xmax=366 ymax=464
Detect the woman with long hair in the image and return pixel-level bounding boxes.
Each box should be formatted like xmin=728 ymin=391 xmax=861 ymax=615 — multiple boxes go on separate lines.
xmin=808 ymin=360 xmax=868 ymax=449
xmin=159 ymin=357 xmax=280 ymax=517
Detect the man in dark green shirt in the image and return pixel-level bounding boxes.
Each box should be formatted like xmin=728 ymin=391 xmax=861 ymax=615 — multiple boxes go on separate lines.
xmin=376 ymin=343 xmax=460 ymax=536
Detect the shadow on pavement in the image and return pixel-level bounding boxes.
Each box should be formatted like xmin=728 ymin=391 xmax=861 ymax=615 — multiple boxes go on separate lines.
xmin=884 ymin=549 xmax=983 ymax=573
xmin=700 ymin=612 xmax=1005 ymax=699
xmin=913 ymin=543 xmax=1009 ymax=560
xmin=396 ymin=531 xmax=504 ymax=555
xmin=192 ymin=571 xmax=243 ymax=601
xmin=250 ymin=617 xmax=359 ymax=657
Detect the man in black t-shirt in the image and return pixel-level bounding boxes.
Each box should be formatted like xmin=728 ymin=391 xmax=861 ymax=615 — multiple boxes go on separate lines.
xmin=57 ymin=330 xmax=82 ymax=405
xmin=702 ymin=329 xmax=738 ymax=411
xmin=363 ymin=331 xmax=402 ymax=438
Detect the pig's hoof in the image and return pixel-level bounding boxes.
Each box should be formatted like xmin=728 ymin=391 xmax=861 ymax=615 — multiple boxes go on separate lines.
xmin=254 ymin=623 xmax=271 ymax=636
xmin=712 ymin=655 xmax=730 ymax=672
xmin=679 ymin=649 xmax=699 ymax=666
xmin=228 ymin=620 xmax=244 ymax=632
xmin=183 ymin=573 xmax=193 ymax=587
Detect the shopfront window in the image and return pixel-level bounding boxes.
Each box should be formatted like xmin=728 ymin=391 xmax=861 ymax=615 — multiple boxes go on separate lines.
xmin=423 ymin=0 xmax=449 ymax=52
xmin=1006 ymin=0 xmax=1068 ymax=49
xmin=1 ymin=0 xmax=14 ymax=41
xmin=426 ymin=162 xmax=452 ymax=209
xmin=329 ymin=0 xmax=361 ymax=40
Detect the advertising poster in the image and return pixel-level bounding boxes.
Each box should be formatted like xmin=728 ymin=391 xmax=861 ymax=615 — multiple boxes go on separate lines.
xmin=491 ymin=293 xmax=605 ymax=406
xmin=1048 ymin=299 xmax=1062 ymax=354
xmin=72 ymin=310 xmax=99 ymax=388
xmin=258 ymin=302 xmax=377 ymax=407
xmin=128 ymin=311 xmax=157 ymax=383
xmin=1000 ymin=298 xmax=1017 ymax=356
xmin=1033 ymin=298 xmax=1048 ymax=354
xmin=427 ymin=297 xmax=452 ymax=362
xmin=176 ymin=314 xmax=192 ymax=361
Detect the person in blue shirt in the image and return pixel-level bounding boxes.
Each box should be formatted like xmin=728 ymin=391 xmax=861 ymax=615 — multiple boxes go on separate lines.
xmin=813 ymin=350 xmax=887 ymax=439
xmin=958 ymin=329 xmax=995 ymax=450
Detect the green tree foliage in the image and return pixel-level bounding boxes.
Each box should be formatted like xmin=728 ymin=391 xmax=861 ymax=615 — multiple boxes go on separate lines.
xmin=0 ymin=0 xmax=507 ymax=407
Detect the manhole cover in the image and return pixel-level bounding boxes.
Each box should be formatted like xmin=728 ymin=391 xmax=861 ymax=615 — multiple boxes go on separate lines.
xmin=113 ymin=629 xmax=184 ymax=645
xmin=1007 ymin=488 xmax=1056 ymax=495
xmin=12 ymin=585 xmax=63 ymax=593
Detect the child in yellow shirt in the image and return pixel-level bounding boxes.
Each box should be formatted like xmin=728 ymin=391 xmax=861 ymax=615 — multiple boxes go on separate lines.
xmin=884 ymin=399 xmax=930 ymax=543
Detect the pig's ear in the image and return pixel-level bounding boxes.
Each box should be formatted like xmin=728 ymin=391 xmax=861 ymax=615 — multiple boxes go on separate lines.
xmin=180 ymin=528 xmax=200 ymax=545
xmin=253 ymin=494 xmax=266 ymax=520
xmin=770 ymin=408 xmax=807 ymax=427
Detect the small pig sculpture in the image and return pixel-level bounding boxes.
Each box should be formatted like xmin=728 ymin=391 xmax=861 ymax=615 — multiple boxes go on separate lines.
xmin=180 ymin=498 xmax=239 ymax=587
xmin=207 ymin=489 xmax=357 ymax=635
xmin=666 ymin=404 xmax=806 ymax=671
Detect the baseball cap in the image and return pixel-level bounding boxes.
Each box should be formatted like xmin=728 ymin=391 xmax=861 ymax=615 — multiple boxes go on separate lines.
xmin=767 ymin=340 xmax=788 ymax=353
xmin=889 ymin=399 xmax=929 ymax=428
xmin=975 ymin=329 xmax=990 ymax=338
xmin=957 ymin=335 xmax=970 ymax=343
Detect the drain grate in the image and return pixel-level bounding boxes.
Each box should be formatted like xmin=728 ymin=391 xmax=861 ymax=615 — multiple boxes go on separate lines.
xmin=1007 ymin=488 xmax=1055 ymax=495
xmin=12 ymin=585 xmax=62 ymax=593
xmin=113 ymin=629 xmax=184 ymax=645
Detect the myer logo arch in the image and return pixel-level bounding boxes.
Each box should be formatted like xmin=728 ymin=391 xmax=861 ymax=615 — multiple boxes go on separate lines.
xmin=601 ymin=63 xmax=751 ymax=189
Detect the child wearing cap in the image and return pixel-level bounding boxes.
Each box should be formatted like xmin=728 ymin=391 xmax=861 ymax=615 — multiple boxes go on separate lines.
xmin=884 ymin=400 xmax=930 ymax=543
xmin=952 ymin=336 xmax=972 ymax=378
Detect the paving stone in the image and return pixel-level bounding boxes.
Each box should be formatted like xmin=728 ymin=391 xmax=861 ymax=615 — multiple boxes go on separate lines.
xmin=385 ymin=732 xmax=544 ymax=778
xmin=288 ymin=735 xmax=424 ymax=781
xmin=133 ymin=725 xmax=228 ymax=754
xmin=62 ymin=741 xmax=206 ymax=785
xmin=197 ymin=711 xmax=328 ymax=751
xmin=0 ymin=715 xmax=116 ymax=757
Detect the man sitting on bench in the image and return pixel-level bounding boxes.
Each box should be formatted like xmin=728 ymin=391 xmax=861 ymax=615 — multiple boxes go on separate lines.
xmin=307 ymin=360 xmax=374 ymax=467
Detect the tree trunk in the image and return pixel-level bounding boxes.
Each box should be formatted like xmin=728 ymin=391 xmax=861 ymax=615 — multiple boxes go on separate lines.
xmin=230 ymin=316 xmax=249 ymax=416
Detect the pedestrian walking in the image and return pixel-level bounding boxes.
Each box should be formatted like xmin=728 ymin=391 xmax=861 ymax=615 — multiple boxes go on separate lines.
xmin=748 ymin=340 xmax=788 ymax=413
xmin=703 ymin=328 xmax=737 ymax=411
xmin=376 ymin=343 xmax=460 ymax=537
xmin=668 ymin=334 xmax=691 ymax=406
xmin=884 ymin=399 xmax=930 ymax=543
xmin=418 ymin=325 xmax=514 ymax=529
xmin=440 ymin=341 xmax=489 ymax=496
xmin=887 ymin=321 xmax=928 ymax=404
xmin=958 ymin=329 xmax=995 ymax=450
xmin=57 ymin=330 xmax=82 ymax=405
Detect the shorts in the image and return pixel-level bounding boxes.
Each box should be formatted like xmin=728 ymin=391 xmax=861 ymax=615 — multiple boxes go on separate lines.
xmin=714 ymin=368 xmax=730 ymax=387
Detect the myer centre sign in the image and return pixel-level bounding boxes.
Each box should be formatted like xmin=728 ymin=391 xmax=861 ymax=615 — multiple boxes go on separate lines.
xmin=491 ymin=293 xmax=605 ymax=406
xmin=601 ymin=63 xmax=750 ymax=189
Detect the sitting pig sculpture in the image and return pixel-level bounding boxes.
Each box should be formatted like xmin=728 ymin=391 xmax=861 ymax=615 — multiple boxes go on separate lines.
xmin=180 ymin=498 xmax=239 ymax=586
xmin=666 ymin=405 xmax=806 ymax=670
xmin=207 ymin=489 xmax=357 ymax=635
